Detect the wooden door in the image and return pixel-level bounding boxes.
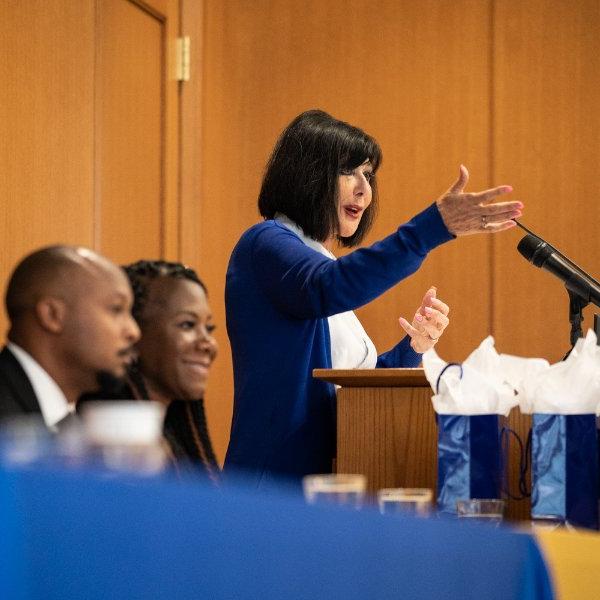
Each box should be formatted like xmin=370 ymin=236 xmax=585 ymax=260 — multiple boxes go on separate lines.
xmin=96 ymin=0 xmax=180 ymax=264
xmin=1 ymin=0 xmax=181 ymax=340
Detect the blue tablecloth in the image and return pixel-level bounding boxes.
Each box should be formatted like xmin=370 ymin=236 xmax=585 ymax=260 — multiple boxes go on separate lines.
xmin=0 ymin=465 xmax=554 ymax=600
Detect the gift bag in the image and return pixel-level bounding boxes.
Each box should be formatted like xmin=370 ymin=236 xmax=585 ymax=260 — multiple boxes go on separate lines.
xmin=531 ymin=413 xmax=599 ymax=529
xmin=437 ymin=414 xmax=504 ymax=514
xmin=517 ymin=331 xmax=600 ymax=530
xmin=422 ymin=340 xmax=523 ymax=516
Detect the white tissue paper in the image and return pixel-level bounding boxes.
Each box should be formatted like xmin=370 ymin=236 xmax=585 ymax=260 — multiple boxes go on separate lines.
xmin=518 ymin=329 xmax=600 ymax=415
xmin=422 ymin=336 xmax=548 ymax=416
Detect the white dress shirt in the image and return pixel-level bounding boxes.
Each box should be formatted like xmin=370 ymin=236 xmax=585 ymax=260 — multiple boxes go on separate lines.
xmin=275 ymin=214 xmax=378 ymax=369
xmin=7 ymin=342 xmax=74 ymax=430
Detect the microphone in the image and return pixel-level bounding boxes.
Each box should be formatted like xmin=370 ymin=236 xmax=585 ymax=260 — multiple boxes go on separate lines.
xmin=517 ymin=233 xmax=600 ymax=308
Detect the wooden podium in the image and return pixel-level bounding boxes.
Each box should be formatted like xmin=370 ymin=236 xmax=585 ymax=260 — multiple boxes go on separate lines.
xmin=313 ymin=368 xmax=531 ymax=521
xmin=313 ymin=368 xmax=436 ymax=494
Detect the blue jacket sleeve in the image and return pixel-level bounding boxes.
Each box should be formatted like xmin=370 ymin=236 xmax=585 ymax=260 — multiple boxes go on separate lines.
xmin=376 ymin=335 xmax=422 ymax=368
xmin=251 ymin=203 xmax=454 ymax=319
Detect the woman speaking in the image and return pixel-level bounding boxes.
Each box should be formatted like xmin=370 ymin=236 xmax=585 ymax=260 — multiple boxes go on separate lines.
xmin=224 ymin=110 xmax=522 ymax=486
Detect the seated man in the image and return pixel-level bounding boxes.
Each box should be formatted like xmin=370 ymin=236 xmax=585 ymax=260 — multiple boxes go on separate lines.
xmin=0 ymin=245 xmax=140 ymax=430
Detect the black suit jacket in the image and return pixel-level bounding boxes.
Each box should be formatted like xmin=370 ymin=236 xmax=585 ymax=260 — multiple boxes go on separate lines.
xmin=0 ymin=346 xmax=42 ymax=420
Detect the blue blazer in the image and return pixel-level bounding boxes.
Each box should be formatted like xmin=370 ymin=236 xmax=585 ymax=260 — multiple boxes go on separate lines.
xmin=224 ymin=203 xmax=454 ymax=486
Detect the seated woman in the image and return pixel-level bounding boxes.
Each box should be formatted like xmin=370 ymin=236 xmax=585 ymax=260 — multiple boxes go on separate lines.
xmin=84 ymin=260 xmax=220 ymax=482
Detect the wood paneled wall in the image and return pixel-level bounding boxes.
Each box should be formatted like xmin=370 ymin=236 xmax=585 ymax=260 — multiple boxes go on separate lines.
xmin=1 ymin=2 xmax=96 ymax=274
xmin=493 ymin=0 xmax=600 ymax=360
xmin=199 ymin=0 xmax=600 ymax=463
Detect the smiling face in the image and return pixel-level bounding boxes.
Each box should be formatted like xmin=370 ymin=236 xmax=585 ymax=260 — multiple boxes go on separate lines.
xmin=334 ymin=160 xmax=374 ymax=241
xmin=136 ymin=278 xmax=217 ymax=402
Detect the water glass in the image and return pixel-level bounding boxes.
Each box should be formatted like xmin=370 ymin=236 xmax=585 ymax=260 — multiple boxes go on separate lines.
xmin=378 ymin=488 xmax=433 ymax=516
xmin=81 ymin=401 xmax=167 ymax=475
xmin=0 ymin=415 xmax=54 ymax=466
xmin=456 ymin=499 xmax=505 ymax=525
xmin=530 ymin=515 xmax=563 ymax=532
xmin=302 ymin=474 xmax=366 ymax=509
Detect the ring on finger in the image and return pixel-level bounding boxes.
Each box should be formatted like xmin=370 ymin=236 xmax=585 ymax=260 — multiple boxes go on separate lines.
xmin=481 ymin=215 xmax=488 ymax=229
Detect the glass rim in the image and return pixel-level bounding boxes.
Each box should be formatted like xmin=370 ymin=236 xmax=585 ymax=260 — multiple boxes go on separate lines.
xmin=456 ymin=498 xmax=505 ymax=504
xmin=302 ymin=473 xmax=366 ymax=492
xmin=456 ymin=498 xmax=505 ymax=512
xmin=377 ymin=487 xmax=433 ymax=499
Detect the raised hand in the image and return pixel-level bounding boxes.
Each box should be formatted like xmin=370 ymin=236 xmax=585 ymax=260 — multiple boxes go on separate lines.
xmin=399 ymin=286 xmax=450 ymax=354
xmin=436 ymin=165 xmax=523 ymax=236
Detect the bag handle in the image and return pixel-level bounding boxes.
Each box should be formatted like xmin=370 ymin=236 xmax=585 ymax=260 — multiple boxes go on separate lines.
xmin=435 ymin=362 xmax=463 ymax=394
xmin=500 ymin=426 xmax=532 ymax=500
xmin=434 ymin=362 xmax=532 ymax=500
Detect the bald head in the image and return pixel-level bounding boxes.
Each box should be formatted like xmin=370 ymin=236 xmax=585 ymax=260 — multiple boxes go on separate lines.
xmin=5 ymin=245 xmax=123 ymax=324
xmin=4 ymin=245 xmax=141 ymax=400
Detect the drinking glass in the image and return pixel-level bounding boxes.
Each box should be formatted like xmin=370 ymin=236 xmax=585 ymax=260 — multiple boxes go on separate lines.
xmin=0 ymin=415 xmax=54 ymax=466
xmin=456 ymin=499 xmax=505 ymax=525
xmin=81 ymin=401 xmax=167 ymax=475
xmin=377 ymin=488 xmax=433 ymax=516
xmin=530 ymin=515 xmax=563 ymax=532
xmin=302 ymin=474 xmax=366 ymax=509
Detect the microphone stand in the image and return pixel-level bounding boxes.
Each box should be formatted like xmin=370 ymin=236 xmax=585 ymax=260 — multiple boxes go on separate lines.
xmin=567 ymin=289 xmax=587 ymax=348
xmin=512 ymin=220 xmax=594 ymax=359
xmin=561 ymin=289 xmax=587 ymax=360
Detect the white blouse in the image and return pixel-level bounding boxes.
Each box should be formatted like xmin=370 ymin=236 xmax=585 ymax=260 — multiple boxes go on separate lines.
xmin=275 ymin=214 xmax=378 ymax=369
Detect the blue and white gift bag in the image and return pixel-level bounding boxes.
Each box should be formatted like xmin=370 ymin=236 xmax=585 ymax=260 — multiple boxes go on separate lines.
xmin=519 ymin=331 xmax=600 ymax=529
xmin=531 ymin=414 xmax=598 ymax=529
xmin=436 ymin=414 xmax=504 ymax=514
xmin=423 ymin=337 xmax=531 ymax=514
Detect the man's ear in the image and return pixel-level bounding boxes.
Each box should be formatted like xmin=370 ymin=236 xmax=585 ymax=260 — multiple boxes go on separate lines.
xmin=35 ymin=297 xmax=67 ymax=334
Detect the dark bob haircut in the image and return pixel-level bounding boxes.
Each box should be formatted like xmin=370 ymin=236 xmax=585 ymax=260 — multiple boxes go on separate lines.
xmin=258 ymin=109 xmax=382 ymax=247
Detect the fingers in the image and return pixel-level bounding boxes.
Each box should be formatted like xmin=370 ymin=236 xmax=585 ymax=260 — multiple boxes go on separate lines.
xmin=400 ymin=312 xmax=443 ymax=354
xmin=482 ymin=212 xmax=522 ymax=226
xmin=412 ymin=306 xmax=448 ymax=338
xmin=422 ymin=306 xmax=449 ymax=336
xmin=478 ymin=199 xmax=522 ymax=231
xmin=399 ymin=316 xmax=421 ymax=338
xmin=418 ymin=286 xmax=437 ymax=315
xmin=430 ymin=297 xmax=449 ymax=316
xmin=474 ymin=185 xmax=514 ymax=204
xmin=480 ymin=206 xmax=522 ymax=228
xmin=436 ymin=166 xmax=521 ymax=236
xmin=482 ymin=220 xmax=517 ymax=233
xmin=447 ymin=164 xmax=469 ymax=194
xmin=418 ymin=286 xmax=449 ymax=323
xmin=401 ymin=286 xmax=451 ymax=352
xmin=483 ymin=201 xmax=524 ymax=215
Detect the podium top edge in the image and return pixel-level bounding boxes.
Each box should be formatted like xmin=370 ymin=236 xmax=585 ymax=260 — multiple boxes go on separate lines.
xmin=312 ymin=368 xmax=430 ymax=387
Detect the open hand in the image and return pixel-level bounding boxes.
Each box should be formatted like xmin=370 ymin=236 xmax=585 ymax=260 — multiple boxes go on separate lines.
xmin=436 ymin=165 xmax=523 ymax=236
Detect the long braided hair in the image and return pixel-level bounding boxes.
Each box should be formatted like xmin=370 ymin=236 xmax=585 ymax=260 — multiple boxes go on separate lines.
xmin=124 ymin=260 xmax=219 ymax=482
